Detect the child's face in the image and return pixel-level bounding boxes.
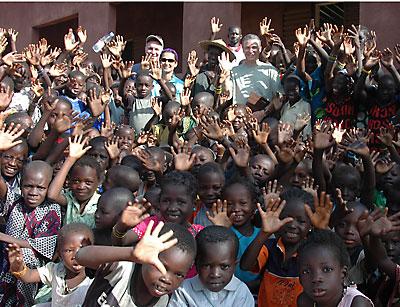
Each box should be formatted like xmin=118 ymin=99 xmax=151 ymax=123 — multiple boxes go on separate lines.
xmin=116 ymin=127 xmax=135 ymax=151
xmin=279 ymin=200 xmax=311 ymax=245
xmin=250 ymin=156 xmax=274 ymax=186
xmin=382 ymin=231 xmax=400 ymax=264
xmin=299 ymin=246 xmax=346 ymax=305
xmin=69 ymin=166 xmax=99 ymax=203
xmin=291 ymin=163 xmax=309 ymax=188
xmin=135 ymin=76 xmax=153 ymax=99
xmin=48 ymin=100 xmax=72 ymax=126
xmin=192 ymin=149 xmax=214 ymax=172
xmin=159 ymin=184 xmax=193 ymax=225
xmin=197 ymin=172 xmax=224 ymax=208
xmin=232 ymin=107 xmax=247 ymax=131
xmin=94 ymin=196 xmax=120 ymax=230
xmin=197 ymin=241 xmax=236 ymax=292
xmin=67 ymin=75 xmax=85 ymax=98
xmin=192 ymin=101 xmax=210 ymax=119
xmin=21 ymin=169 xmax=51 ymax=208
xmin=334 ymin=205 xmax=364 ymax=249
xmin=224 ymin=184 xmax=255 ymax=228
xmin=59 ymin=232 xmax=92 ymax=274
xmin=1 ymin=145 xmax=28 ymax=179
xmin=123 ymin=79 xmax=136 ymax=98
xmin=87 ymin=145 xmax=110 ymax=172
xmin=162 ymin=106 xmax=179 ymax=127
xmin=334 ymin=173 xmax=360 ymax=202
xmin=332 ymin=74 xmax=348 ymax=97
xmin=142 ymin=246 xmax=193 ymax=297
xmin=284 ymin=79 xmax=300 ymax=103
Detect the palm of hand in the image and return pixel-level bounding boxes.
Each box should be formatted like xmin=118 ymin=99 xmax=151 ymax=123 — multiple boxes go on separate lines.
xmin=174 ymin=153 xmax=193 ymax=171
xmin=69 ymin=143 xmax=86 ymax=159
xmin=309 ymin=207 xmax=330 ymax=229
xmin=261 ymin=211 xmax=285 ymax=233
xmin=348 ymin=140 xmax=369 ymax=156
xmin=371 ymin=217 xmax=392 ymax=236
xmin=254 ymin=131 xmax=269 ymax=144
xmin=121 ymin=206 xmax=146 ymax=228
xmin=8 ymin=248 xmax=23 ymax=272
xmin=314 ymin=132 xmax=333 ymax=149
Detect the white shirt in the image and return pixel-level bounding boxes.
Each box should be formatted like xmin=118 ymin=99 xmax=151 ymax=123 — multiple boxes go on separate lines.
xmin=168 ymin=275 xmax=254 ymax=307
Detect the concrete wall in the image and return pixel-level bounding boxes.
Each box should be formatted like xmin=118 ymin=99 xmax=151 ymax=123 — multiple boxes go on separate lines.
xmin=0 ymin=2 xmax=115 ymax=62
xmin=360 ymin=2 xmax=400 ymax=51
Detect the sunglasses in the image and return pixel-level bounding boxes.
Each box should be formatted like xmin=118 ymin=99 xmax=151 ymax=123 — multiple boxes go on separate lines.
xmin=161 ymin=58 xmax=175 ymax=63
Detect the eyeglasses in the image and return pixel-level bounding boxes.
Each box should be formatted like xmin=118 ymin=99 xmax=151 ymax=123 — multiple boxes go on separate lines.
xmin=161 ymin=58 xmax=175 ymax=63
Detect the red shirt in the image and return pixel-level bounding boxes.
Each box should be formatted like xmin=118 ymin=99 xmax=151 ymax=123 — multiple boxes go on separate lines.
xmin=323 ymin=97 xmax=355 ymax=129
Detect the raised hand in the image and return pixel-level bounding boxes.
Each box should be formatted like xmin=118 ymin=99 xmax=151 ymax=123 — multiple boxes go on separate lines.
xmin=277 ymin=122 xmax=293 ymax=145
xmin=120 ymin=60 xmax=134 ymax=79
xmin=394 ymin=44 xmax=400 ymax=65
xmin=87 ymin=88 xmax=107 ymax=117
xmin=7 ymin=243 xmax=25 ymax=274
xmin=64 ymin=28 xmax=79 ymax=52
xmin=301 ymin=176 xmax=319 ymax=199
xmin=68 ymin=134 xmax=91 ymax=159
xmin=0 ymin=123 xmax=25 ymax=150
xmin=76 ymin=26 xmax=87 ymax=44
xmin=199 ymin=115 xmax=224 ymax=142
xmin=363 ymin=31 xmax=377 ymax=59
xmin=262 ymin=179 xmax=283 ymax=207
xmin=141 ymin=53 xmax=152 ymax=71
xmin=313 ymin=122 xmax=335 ymax=150
xmin=210 ymin=17 xmax=223 ymax=34
xmin=49 ymin=62 xmax=68 ymax=77
xmin=332 ymin=25 xmax=344 ymax=47
xmin=0 ymin=36 xmax=8 ymax=54
xmin=187 ymin=50 xmax=199 ymax=77
xmin=377 ymin=126 xmax=395 ymax=147
xmin=316 ymin=23 xmax=335 ymax=46
xmin=252 ymin=122 xmax=270 ymax=145
xmin=304 ymin=191 xmax=333 ymax=229
xmin=72 ymin=52 xmax=88 ymax=68
xmin=171 ymin=141 xmax=196 ymax=171
xmin=136 ymin=148 xmax=163 ymax=173
xmin=115 ymin=199 xmax=151 ymax=233
xmin=132 ymin=221 xmax=178 ymax=275
xmin=149 ymin=59 xmax=162 ymax=81
xmin=295 ymin=26 xmax=310 ymax=46
xmin=218 ymin=52 xmax=232 ymax=72
xmin=100 ymin=53 xmax=113 ymax=69
xmin=381 ymin=48 xmax=394 ymax=68
xmin=107 ymin=35 xmax=126 ymax=57
xmin=258 ymin=198 xmax=292 ymax=234
xmin=41 ymin=47 xmax=62 ymax=66
xmin=347 ymin=24 xmax=361 ymax=48
xmin=206 ymin=199 xmax=232 ymax=227
xmin=7 ymin=28 xmax=18 ymax=43
xmin=24 ymin=44 xmax=41 ymax=66
xmin=229 ymin=138 xmax=250 ymax=168
xmin=294 ymin=113 xmax=311 ymax=131
xmin=356 ymin=208 xmax=385 ymax=238
xmin=184 ymin=74 xmax=196 ymax=88
xmin=105 ymin=137 xmax=121 ymax=160
xmin=259 ymin=17 xmax=274 ymax=36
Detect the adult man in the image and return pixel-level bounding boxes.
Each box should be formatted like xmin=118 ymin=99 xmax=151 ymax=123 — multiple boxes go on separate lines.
xmin=132 ymin=34 xmax=164 ymax=75
xmin=229 ymin=34 xmax=282 ymax=105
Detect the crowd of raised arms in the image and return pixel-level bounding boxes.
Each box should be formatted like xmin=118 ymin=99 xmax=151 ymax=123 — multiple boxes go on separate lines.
xmin=0 ymin=14 xmax=399 ymax=307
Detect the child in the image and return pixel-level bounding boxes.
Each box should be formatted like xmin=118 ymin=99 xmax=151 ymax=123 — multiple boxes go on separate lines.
xmin=47 ymin=134 xmax=101 ymax=228
xmin=240 ymin=187 xmax=330 ymax=307
xmin=0 ymin=159 xmax=61 ymax=306
xmin=94 ymin=187 xmax=135 ymax=245
xmin=76 ymin=222 xmax=196 ymax=307
xmin=193 ymin=162 xmax=225 ymax=227
xmin=169 ymin=225 xmax=254 ymax=306
xmin=102 ymin=165 xmax=141 ymax=193
xmin=190 ymin=146 xmax=215 ymax=176
xmin=297 ymin=229 xmax=373 ymax=307
xmin=223 ymin=179 xmax=261 ymax=292
xmin=249 ymin=154 xmax=275 ymax=189
xmin=115 ymin=125 xmax=136 ymax=152
xmin=7 ymin=223 xmax=94 ymax=307
xmin=87 ymin=136 xmax=111 ymax=174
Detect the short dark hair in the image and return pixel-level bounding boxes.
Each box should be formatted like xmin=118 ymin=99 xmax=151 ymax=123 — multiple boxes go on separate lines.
xmin=196 ymin=226 xmax=239 ymax=262
xmin=197 ymin=161 xmax=224 ymax=180
xmin=160 ymin=222 xmax=197 ymax=258
xmin=222 ymin=177 xmax=256 ymax=203
xmin=71 ymin=156 xmax=102 ymax=180
xmin=299 ymin=229 xmax=350 ymax=268
xmin=121 ymin=155 xmax=143 ymax=173
xmin=57 ymin=222 xmax=94 ymax=248
xmin=99 ymin=187 xmax=135 ymax=212
xmin=160 ymin=171 xmax=197 ymax=201
xmin=280 ymin=187 xmax=314 ymax=209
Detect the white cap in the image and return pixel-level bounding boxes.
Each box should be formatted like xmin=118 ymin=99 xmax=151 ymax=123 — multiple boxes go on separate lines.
xmin=146 ymin=35 xmax=164 ymax=49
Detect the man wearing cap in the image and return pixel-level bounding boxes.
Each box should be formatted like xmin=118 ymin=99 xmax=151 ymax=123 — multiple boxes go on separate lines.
xmin=193 ymin=39 xmax=235 ymax=96
xmin=132 ymin=35 xmax=164 ymax=75
xmin=228 ymin=34 xmax=282 ymax=105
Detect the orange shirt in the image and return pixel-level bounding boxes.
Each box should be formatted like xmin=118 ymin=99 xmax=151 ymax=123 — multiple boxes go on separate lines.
xmin=253 ymin=238 xmax=303 ymax=307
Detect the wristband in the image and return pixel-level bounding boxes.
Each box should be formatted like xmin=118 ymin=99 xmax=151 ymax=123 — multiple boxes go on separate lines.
xmin=112 ymin=225 xmax=127 ymax=239
xmin=11 ymin=264 xmax=28 ymax=278
xmin=328 ymin=56 xmax=337 ymax=62
xmin=336 ymin=62 xmax=346 ymax=70
xmin=215 ymin=87 xmax=222 ymax=95
xmin=362 ymin=68 xmax=371 ymax=75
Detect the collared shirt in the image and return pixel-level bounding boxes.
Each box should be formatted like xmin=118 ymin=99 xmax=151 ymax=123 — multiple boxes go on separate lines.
xmin=231 ymin=60 xmax=283 ymax=105
xmin=280 ymin=98 xmax=311 ymax=139
xmin=151 ymin=74 xmax=184 ymax=101
xmin=169 ymin=275 xmax=254 ymax=307
xmin=253 ymin=238 xmax=302 ymax=307
xmin=63 ymin=190 xmax=101 ymax=229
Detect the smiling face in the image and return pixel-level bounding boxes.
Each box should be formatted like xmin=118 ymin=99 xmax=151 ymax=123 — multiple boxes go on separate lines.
xmin=69 ymin=166 xmax=99 ymax=204
xmin=279 ymin=199 xmax=311 ymax=245
xmin=116 ymin=126 xmax=135 ymax=151
xmin=142 ymin=246 xmax=193 ymax=297
xmin=196 ymin=241 xmax=236 ymax=292
xmin=160 ymin=51 xmax=178 ymax=74
xmin=243 ymin=38 xmax=261 ymax=62
xmin=224 ymin=183 xmax=255 ymax=228
xmin=21 ymin=168 xmax=52 ymax=208
xmin=159 ymin=184 xmax=194 ymax=225
xmin=66 ymin=74 xmax=85 ymax=98
xmin=228 ymin=26 xmax=242 ymax=47
xmin=145 ymin=41 xmax=163 ymax=59
xmin=299 ymin=246 xmax=346 ymax=306
xmin=284 ymin=78 xmax=300 ymax=103
xmin=1 ymin=144 xmax=28 ymax=179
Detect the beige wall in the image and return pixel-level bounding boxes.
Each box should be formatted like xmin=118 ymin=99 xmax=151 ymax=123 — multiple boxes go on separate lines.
xmin=359 ymin=2 xmax=400 ymax=51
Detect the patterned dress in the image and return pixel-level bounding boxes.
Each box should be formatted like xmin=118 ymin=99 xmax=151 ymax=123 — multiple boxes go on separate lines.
xmin=0 ymin=190 xmax=61 ymax=307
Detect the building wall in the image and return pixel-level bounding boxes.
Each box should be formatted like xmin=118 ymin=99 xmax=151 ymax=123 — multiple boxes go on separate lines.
xmin=359 ymin=2 xmax=400 ymax=51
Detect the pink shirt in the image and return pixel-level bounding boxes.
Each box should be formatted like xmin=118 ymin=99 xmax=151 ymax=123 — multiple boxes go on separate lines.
xmin=132 ymin=215 xmax=204 ymax=278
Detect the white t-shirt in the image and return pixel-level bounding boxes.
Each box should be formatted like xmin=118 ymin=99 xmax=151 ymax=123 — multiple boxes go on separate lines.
xmin=82 ymin=261 xmax=169 ymax=307
xmin=36 ymin=262 xmax=92 ymax=307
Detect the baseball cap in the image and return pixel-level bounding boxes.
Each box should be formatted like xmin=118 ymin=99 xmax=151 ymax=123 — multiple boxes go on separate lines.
xmin=146 ymin=35 xmax=164 ymax=49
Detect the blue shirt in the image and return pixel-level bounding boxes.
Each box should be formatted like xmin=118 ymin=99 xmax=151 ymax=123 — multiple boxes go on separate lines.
xmin=151 ymin=74 xmax=184 ymax=101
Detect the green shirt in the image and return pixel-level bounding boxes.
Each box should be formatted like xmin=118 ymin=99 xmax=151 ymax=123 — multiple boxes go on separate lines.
xmin=63 ymin=190 xmax=101 ymax=228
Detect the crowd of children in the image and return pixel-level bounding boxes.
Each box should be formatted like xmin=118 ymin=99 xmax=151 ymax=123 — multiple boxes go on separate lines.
xmin=0 ymin=13 xmax=399 ymax=307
